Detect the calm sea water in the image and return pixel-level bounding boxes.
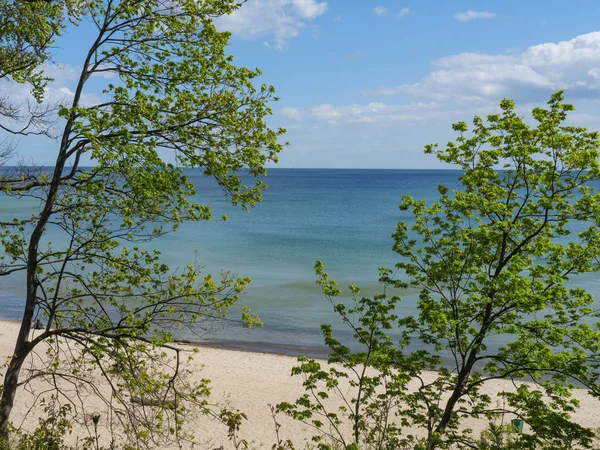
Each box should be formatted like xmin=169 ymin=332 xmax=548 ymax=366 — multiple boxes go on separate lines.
xmin=1 ymin=169 xmax=599 ymax=357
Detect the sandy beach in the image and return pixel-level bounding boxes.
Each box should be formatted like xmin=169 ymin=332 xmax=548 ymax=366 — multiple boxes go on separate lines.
xmin=1 ymin=319 xmax=599 ymax=449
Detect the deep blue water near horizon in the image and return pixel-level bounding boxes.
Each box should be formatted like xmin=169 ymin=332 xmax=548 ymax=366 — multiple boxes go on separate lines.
xmin=1 ymin=168 xmax=599 ymax=358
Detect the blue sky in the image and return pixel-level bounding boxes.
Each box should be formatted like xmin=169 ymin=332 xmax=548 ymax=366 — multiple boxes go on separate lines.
xmin=6 ymin=0 xmax=600 ymax=168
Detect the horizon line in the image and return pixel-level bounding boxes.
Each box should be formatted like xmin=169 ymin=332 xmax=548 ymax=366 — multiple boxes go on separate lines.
xmin=1 ymin=165 xmax=461 ymax=171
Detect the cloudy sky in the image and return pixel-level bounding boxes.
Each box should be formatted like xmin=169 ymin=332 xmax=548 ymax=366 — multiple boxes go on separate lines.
xmin=7 ymin=0 xmax=600 ymax=168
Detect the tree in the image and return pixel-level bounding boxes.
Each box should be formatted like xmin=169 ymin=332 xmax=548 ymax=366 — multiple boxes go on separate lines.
xmin=282 ymin=92 xmax=600 ymax=449
xmin=277 ymin=262 xmax=417 ymax=450
xmin=0 ymin=0 xmax=284 ymax=447
xmin=0 ymin=0 xmax=68 ymax=95
xmin=0 ymin=0 xmax=73 ymax=161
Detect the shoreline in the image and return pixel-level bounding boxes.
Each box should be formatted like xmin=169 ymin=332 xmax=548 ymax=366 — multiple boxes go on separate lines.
xmin=2 ymin=319 xmax=600 ymax=449
xmin=0 ymin=316 xmax=332 ymax=360
xmin=2 ymin=317 xmax=595 ymax=383
xmin=175 ymin=337 xmax=331 ymax=359
xmin=1 ymin=317 xmax=594 ymax=380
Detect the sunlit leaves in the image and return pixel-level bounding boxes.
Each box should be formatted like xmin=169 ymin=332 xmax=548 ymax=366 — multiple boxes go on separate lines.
xmin=394 ymin=91 xmax=600 ymax=448
xmin=0 ymin=0 xmax=284 ymax=447
xmin=285 ymin=92 xmax=600 ymax=450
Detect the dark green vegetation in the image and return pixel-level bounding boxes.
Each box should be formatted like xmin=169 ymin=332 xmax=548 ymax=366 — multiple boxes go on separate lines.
xmin=280 ymin=92 xmax=600 ymax=450
xmin=0 ymin=0 xmax=283 ymax=447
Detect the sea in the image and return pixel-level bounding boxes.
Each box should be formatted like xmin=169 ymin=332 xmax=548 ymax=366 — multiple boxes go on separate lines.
xmin=1 ymin=169 xmax=599 ymax=358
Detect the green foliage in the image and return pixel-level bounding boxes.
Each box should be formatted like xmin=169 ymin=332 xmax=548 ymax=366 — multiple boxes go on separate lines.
xmin=268 ymin=404 xmax=297 ymax=450
xmin=0 ymin=0 xmax=68 ymax=99
xmin=476 ymin=421 xmax=522 ymax=450
xmin=277 ymin=263 xmax=415 ymax=450
xmin=220 ymin=409 xmax=250 ymax=450
xmin=394 ymin=90 xmax=600 ymax=448
xmin=282 ymin=92 xmax=600 ymax=449
xmin=0 ymin=0 xmax=284 ymax=447
xmin=0 ymin=397 xmax=109 ymax=450
xmin=0 ymin=0 xmax=83 ymax=148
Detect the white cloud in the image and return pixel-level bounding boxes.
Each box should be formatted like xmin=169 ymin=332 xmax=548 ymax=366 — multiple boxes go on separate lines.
xmin=43 ymin=63 xmax=80 ymax=84
xmin=373 ymin=6 xmax=386 ymax=16
xmin=398 ymin=7 xmax=410 ymax=17
xmin=311 ymin=104 xmax=342 ymax=122
xmin=90 ymin=63 xmax=118 ymax=79
xmin=589 ymin=68 xmax=600 ymax=79
xmin=3 ymin=63 xmax=102 ymax=108
xmin=37 ymin=63 xmax=102 ymax=107
xmin=48 ymin=86 xmax=101 ymax=108
xmin=293 ymin=0 xmax=327 ymax=18
xmin=57 ymin=86 xmax=74 ymax=96
xmin=280 ymin=101 xmax=439 ymax=125
xmin=372 ymin=31 xmax=600 ymax=104
xmin=454 ymin=10 xmax=495 ymax=23
xmin=215 ymin=0 xmax=327 ymax=50
xmin=46 ymin=61 xmax=115 ymax=81
xmin=333 ymin=15 xmax=341 ymax=22
xmin=281 ymin=107 xmax=304 ymax=121
xmin=0 ymin=62 xmax=103 ymax=140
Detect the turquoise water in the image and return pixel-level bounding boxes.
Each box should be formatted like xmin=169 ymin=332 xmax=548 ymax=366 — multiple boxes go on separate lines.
xmin=1 ymin=169 xmax=599 ymax=356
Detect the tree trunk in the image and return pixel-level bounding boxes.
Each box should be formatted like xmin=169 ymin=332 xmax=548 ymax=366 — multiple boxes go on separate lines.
xmin=0 ymin=30 xmax=94 ymax=437
xmin=0 ymin=166 xmax=66 ymax=442
xmin=425 ymin=371 xmax=469 ymax=450
xmin=0 ymin=308 xmax=34 ymax=441
xmin=0 ymin=8 xmax=109 ymax=443
xmin=425 ymin=304 xmax=494 ymax=450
